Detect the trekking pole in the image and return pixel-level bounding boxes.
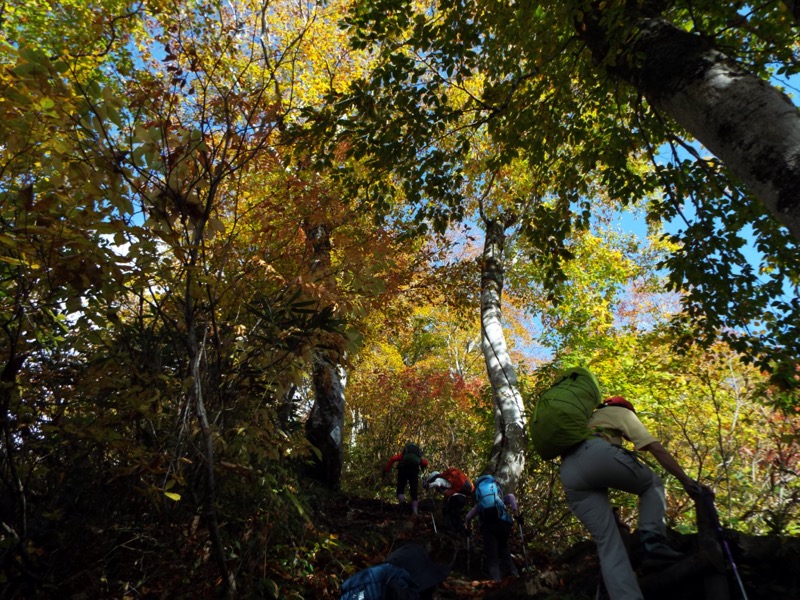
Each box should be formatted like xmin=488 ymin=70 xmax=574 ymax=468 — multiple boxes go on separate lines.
xmin=466 ymin=521 xmax=471 ymax=575
xmin=466 ymin=534 xmax=470 ymax=574
xmin=426 ymin=485 xmax=438 ymax=533
xmin=517 ymin=516 xmax=530 ymax=571
xmin=518 ymin=517 xmax=538 ymax=596
xmin=701 ymin=490 xmax=749 ymax=600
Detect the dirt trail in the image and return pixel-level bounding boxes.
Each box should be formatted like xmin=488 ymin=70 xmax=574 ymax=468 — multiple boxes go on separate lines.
xmin=320 ymin=495 xmax=595 ymax=599
xmin=316 ymin=493 xmax=800 ymax=599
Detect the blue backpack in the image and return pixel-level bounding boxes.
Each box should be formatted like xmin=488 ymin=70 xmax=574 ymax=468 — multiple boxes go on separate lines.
xmin=474 ymin=475 xmax=510 ymax=524
xmin=340 ymin=562 xmax=419 ymax=600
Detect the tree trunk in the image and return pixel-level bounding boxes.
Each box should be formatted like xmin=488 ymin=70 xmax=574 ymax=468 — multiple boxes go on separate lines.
xmin=781 ymin=1 xmax=800 ymax=23
xmin=181 ymin=218 xmax=235 ymax=596
xmin=305 ymin=354 xmax=347 ymax=490
xmin=0 ymin=351 xmax=30 ymax=579
xmin=277 ymin=385 xmax=297 ymax=432
xmin=303 ymin=220 xmax=346 ymax=490
xmin=577 ymin=8 xmax=800 ymax=242
xmin=480 ymin=216 xmax=526 ymax=494
xmin=187 ymin=325 xmax=236 ymax=597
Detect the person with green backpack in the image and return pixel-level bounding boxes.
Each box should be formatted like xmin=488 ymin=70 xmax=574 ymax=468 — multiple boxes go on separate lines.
xmin=531 ymin=368 xmax=712 ymax=600
xmin=383 ymin=442 xmax=428 ymax=515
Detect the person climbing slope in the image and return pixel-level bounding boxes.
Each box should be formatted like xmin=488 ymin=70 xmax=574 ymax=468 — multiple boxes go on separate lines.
xmin=340 ymin=542 xmax=450 ymax=600
xmin=531 ymin=366 xmax=712 ymax=600
xmin=423 ymin=467 xmax=474 ymax=536
xmin=465 ymin=474 xmax=520 ymax=582
xmin=383 ymin=442 xmax=428 ymax=515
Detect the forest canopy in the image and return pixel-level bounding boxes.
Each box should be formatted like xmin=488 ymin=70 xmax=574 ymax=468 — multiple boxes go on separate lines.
xmin=0 ymin=0 xmax=798 ymax=598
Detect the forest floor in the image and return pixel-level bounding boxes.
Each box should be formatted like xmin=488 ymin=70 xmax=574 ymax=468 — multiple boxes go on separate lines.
xmin=304 ymin=492 xmax=800 ymax=600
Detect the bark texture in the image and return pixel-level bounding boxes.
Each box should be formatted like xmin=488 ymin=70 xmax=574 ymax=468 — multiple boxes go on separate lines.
xmin=479 ymin=216 xmax=526 ymax=494
xmin=305 ymin=354 xmax=347 ymax=490
xmin=578 ymin=10 xmax=800 ymax=242
xmin=303 ymin=221 xmax=346 ymax=490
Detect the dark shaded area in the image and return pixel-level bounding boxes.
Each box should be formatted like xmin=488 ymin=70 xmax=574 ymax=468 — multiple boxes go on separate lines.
xmin=2 ymin=482 xmax=798 ymax=598
xmin=310 ymin=494 xmax=800 ymax=599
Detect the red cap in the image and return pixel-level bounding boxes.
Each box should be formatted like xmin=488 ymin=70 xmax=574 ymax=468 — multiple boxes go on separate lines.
xmin=604 ymin=396 xmax=635 ymax=412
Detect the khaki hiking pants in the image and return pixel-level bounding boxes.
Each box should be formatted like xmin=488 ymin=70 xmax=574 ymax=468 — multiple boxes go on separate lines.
xmin=559 ymin=437 xmax=666 ymax=600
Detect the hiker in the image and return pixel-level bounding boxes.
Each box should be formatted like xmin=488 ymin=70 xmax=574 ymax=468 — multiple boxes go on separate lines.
xmin=465 ymin=474 xmax=520 ymax=582
xmin=383 ymin=442 xmax=428 ymax=515
xmin=423 ymin=468 xmax=474 ymax=536
xmin=340 ymin=542 xmax=451 ymax=600
xmin=532 ymin=367 xmax=711 ymax=600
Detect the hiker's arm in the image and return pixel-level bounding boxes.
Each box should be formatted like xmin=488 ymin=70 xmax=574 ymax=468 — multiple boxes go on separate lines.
xmin=465 ymin=505 xmax=478 ymax=524
xmin=383 ymin=454 xmax=401 ymax=473
xmin=642 ymin=441 xmax=706 ymax=495
xmin=426 ymin=477 xmax=450 ymax=491
xmin=504 ymin=493 xmax=519 ymax=515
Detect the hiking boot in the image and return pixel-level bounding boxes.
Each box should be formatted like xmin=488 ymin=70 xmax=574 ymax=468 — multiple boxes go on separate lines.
xmin=640 ymin=531 xmax=684 ymax=561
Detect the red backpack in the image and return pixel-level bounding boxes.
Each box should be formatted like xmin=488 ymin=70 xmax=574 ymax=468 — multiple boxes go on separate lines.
xmin=440 ymin=468 xmax=474 ymax=496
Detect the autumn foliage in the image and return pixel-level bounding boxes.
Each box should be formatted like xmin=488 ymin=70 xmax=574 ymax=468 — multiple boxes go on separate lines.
xmin=1 ymin=1 xmax=799 ymax=598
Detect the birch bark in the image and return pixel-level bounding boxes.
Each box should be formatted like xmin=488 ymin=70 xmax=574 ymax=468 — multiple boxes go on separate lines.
xmin=579 ymin=12 xmax=800 ymax=241
xmin=480 ymin=216 xmax=526 ymax=494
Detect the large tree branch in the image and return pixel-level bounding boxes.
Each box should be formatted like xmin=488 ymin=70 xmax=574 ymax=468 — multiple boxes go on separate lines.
xmin=577 ymin=9 xmax=800 ymax=242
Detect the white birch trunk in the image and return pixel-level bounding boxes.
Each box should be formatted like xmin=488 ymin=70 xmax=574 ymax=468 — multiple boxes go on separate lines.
xmin=480 ymin=216 xmax=526 ymax=494
xmin=581 ymin=14 xmax=800 ymax=241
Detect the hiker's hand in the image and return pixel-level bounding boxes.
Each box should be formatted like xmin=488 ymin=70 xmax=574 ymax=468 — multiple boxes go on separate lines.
xmin=515 ymin=514 xmax=524 ymax=527
xmin=684 ymin=479 xmax=712 ymax=498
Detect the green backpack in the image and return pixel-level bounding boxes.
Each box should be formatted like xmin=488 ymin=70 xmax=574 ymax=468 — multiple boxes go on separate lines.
xmin=531 ymin=367 xmax=602 ymax=460
xmin=400 ymin=442 xmax=422 ymax=467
